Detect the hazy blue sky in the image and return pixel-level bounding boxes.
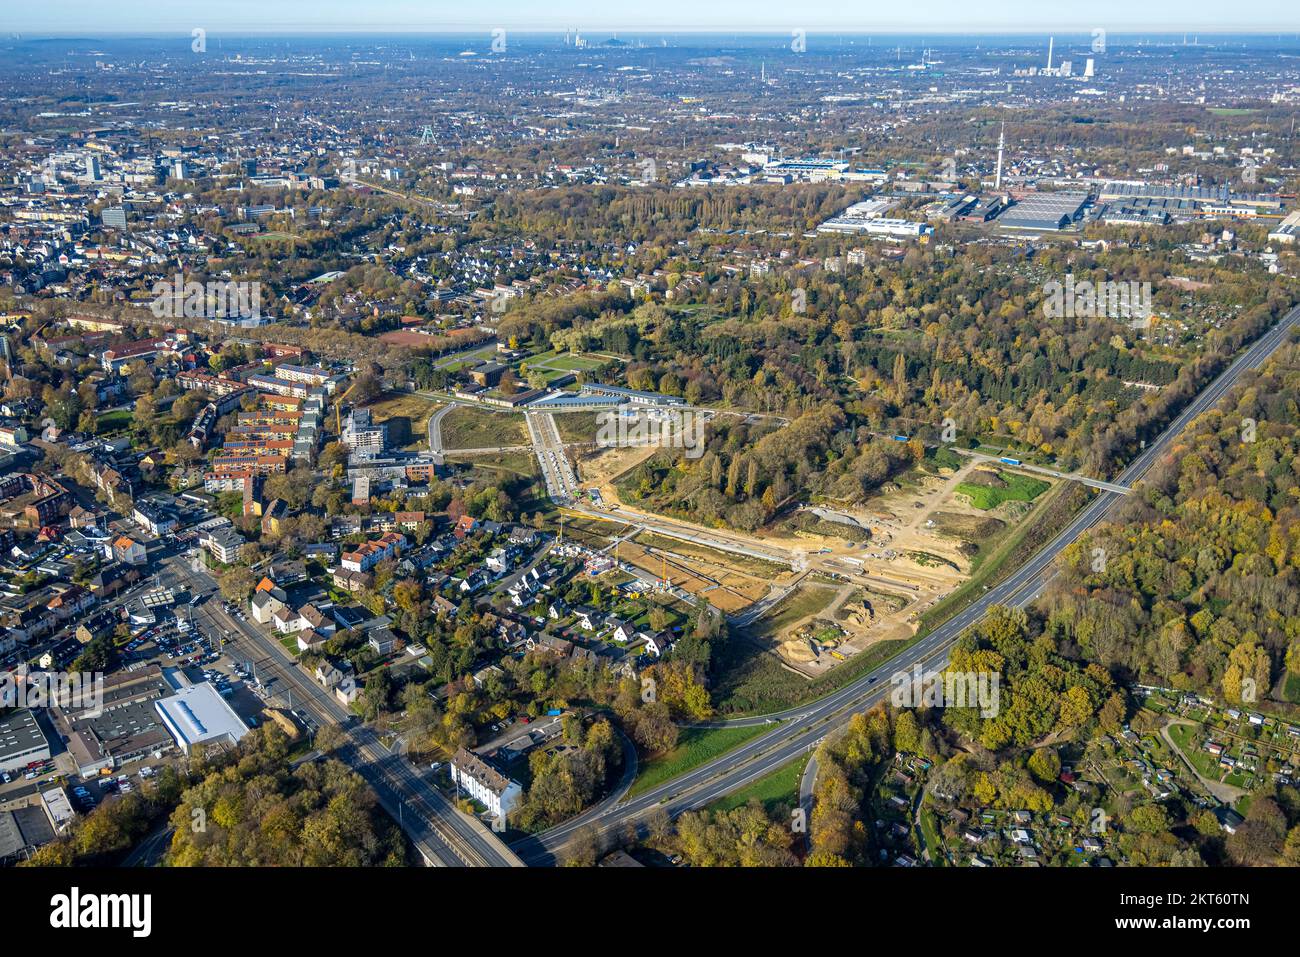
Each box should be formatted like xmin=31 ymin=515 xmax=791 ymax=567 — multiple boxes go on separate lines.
xmin=4 ymin=1 xmax=1298 ymax=35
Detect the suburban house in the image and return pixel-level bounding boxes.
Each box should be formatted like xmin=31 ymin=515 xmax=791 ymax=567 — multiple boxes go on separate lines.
xmin=298 ymin=603 xmax=334 ymax=636
xmin=89 ymin=563 xmax=142 ymax=598
xmin=458 ymin=569 xmax=489 ymax=594
xmin=297 ymin=629 xmax=328 ymax=654
xmin=47 ymin=585 xmax=95 ymax=622
xmin=509 ymin=526 xmax=539 ymax=547
xmin=272 ymin=606 xmax=304 ymax=634
xmin=573 ymin=606 xmax=603 ymax=632
xmin=261 ymin=499 xmax=288 ymax=536
xmin=367 ymin=627 xmax=399 ymax=656
xmin=641 ymin=631 xmax=673 ymax=658
xmin=74 ymin=610 xmax=118 ymax=645
xmin=526 ymin=634 xmax=573 ymax=658
xmin=335 ymin=675 xmax=360 ymax=706
xmin=485 ymin=546 xmax=516 ymax=575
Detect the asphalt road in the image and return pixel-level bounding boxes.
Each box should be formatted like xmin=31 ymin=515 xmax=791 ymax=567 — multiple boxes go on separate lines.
xmin=157 ymin=551 xmax=525 ymax=867
xmin=427 ymin=403 xmax=453 ymax=456
xmin=511 ymin=302 xmax=1300 ymax=866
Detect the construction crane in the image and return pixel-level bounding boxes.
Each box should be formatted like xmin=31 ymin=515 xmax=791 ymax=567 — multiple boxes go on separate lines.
xmin=334 ymin=379 xmax=359 ymax=436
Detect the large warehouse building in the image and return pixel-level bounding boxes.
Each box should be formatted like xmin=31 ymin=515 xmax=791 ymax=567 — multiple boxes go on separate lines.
xmin=0 ymin=709 xmax=51 ymax=774
xmin=154 ymin=682 xmax=249 ymax=755
xmin=996 ymin=191 xmax=1091 ymax=231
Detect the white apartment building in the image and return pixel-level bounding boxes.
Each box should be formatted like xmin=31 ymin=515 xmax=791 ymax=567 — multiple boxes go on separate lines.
xmin=450 ymin=748 xmax=522 ymax=819
xmin=200 ymin=525 xmax=245 ymax=565
xmin=342 ymin=407 xmax=387 ymax=460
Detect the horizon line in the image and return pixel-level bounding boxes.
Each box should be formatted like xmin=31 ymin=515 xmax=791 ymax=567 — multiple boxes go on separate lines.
xmin=9 ymin=27 xmax=1300 ymax=38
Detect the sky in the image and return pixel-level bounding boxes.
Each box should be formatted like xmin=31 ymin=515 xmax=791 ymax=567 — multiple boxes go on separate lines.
xmin=4 ymin=1 xmax=1299 ymax=35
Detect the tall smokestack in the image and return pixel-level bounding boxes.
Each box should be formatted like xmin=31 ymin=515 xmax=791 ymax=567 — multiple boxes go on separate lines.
xmin=1047 ymin=36 xmax=1054 ymax=72
xmin=995 ymin=121 xmax=1005 ymax=190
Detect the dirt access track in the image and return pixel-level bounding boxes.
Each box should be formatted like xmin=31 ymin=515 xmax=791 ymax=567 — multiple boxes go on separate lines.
xmin=572 ymin=446 xmax=1043 ymax=678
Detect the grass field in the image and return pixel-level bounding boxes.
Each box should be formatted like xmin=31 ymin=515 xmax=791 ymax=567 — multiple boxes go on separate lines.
xmin=627 ymin=724 xmax=771 ymax=798
xmin=553 ymin=512 xmax=634 ymax=547
xmin=552 ymin=410 xmax=601 ymax=444
xmin=956 ymin=471 xmax=1051 ymax=510
xmin=1166 ymin=722 xmax=1224 ymax=782
xmin=545 ymin=353 xmax=606 ymax=371
xmin=525 ymin=349 xmax=610 ymax=372
xmin=918 ymin=803 xmax=945 ymax=866
xmin=440 ymin=406 xmax=528 ymax=450
xmin=363 ymin=391 xmax=442 ymax=449
xmin=444 ymin=450 xmax=539 ymax=480
xmin=96 ymin=409 xmax=133 ymax=433
xmin=706 ymin=753 xmax=808 ymax=814
xmin=744 ymin=585 xmax=840 ymax=640
xmin=1284 ymin=671 xmax=1300 ymax=704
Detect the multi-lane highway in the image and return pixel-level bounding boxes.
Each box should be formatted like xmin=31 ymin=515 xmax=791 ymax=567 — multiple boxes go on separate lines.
xmin=511 ymin=302 xmax=1300 ymax=866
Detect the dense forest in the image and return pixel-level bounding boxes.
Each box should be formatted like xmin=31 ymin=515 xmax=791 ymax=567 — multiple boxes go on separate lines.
xmin=654 ymin=336 xmax=1300 ymax=869
xmin=1045 ymin=339 xmax=1300 ymax=702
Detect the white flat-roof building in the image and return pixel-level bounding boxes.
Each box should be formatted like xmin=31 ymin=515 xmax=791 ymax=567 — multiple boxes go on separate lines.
xmin=817 ymin=215 xmax=933 ymax=238
xmin=41 ymin=787 xmax=76 ymax=833
xmin=0 ymin=709 xmax=52 ymax=773
xmin=154 ymin=683 xmax=249 ymax=755
xmin=1268 ymin=210 xmax=1300 ymax=244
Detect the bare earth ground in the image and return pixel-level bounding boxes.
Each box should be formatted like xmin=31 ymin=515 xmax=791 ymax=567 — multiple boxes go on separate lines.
xmin=572 ymin=445 xmax=1052 ymax=679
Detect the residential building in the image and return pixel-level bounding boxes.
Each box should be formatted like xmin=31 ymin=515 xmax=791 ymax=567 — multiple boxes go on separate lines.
xmin=132 ymin=501 xmax=177 ymax=537
xmin=200 ymin=525 xmax=245 ymax=564
xmin=450 ymin=748 xmax=523 ymax=819
xmin=340 ymin=532 xmax=405 ymax=573
xmin=110 ymin=536 xmax=146 ymax=566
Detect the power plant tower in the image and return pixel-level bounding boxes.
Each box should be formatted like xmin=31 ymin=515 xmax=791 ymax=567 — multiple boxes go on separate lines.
xmin=1046 ymin=36 xmax=1054 ymax=72
xmin=995 ymin=121 xmax=1006 ymax=190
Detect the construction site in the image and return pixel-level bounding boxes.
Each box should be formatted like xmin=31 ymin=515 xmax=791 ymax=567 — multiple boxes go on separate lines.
xmin=566 ymin=435 xmax=1056 ymax=679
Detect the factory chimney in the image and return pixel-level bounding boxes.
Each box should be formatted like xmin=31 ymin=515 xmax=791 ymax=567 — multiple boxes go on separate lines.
xmin=995 ymin=121 xmax=1005 ymax=190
